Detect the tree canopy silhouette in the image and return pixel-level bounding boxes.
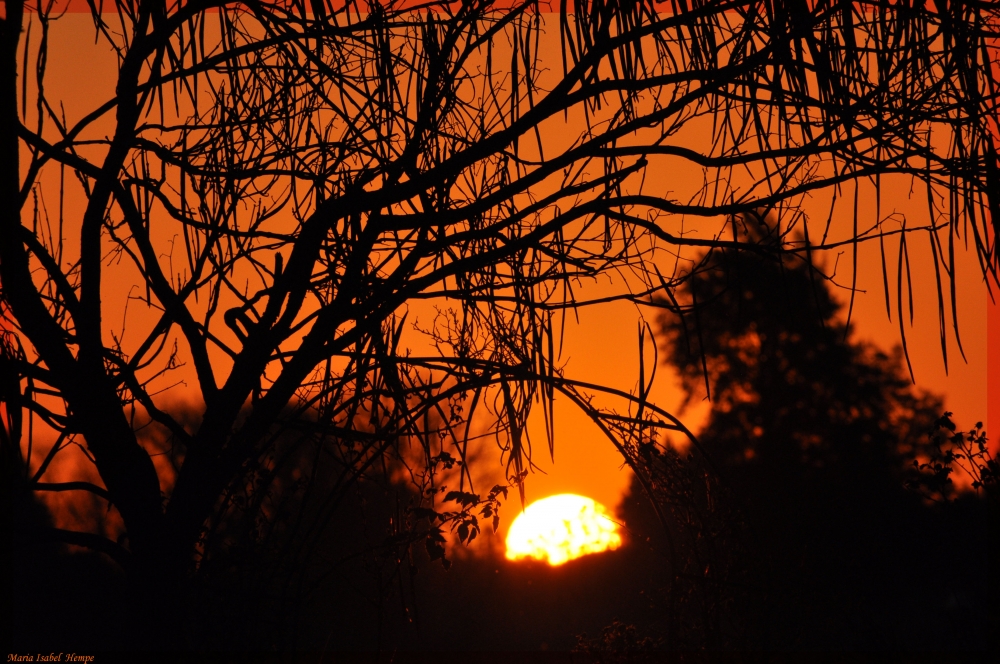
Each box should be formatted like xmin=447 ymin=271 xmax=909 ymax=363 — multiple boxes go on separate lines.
xmin=662 ymin=213 xmax=945 ymax=483
xmin=2 ymin=0 xmax=998 ymax=648
xmin=641 ymin=213 xmax=990 ymax=648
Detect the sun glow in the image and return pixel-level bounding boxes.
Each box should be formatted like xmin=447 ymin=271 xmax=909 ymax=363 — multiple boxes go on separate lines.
xmin=504 ymin=494 xmax=622 ymax=566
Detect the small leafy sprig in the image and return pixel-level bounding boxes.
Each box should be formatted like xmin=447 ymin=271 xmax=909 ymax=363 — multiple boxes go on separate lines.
xmin=908 ymin=412 xmax=996 ymax=501
xmin=410 ymin=483 xmax=510 ymax=569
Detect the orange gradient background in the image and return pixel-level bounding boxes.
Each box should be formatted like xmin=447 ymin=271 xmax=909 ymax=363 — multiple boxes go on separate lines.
xmin=8 ymin=4 xmax=996 ymax=544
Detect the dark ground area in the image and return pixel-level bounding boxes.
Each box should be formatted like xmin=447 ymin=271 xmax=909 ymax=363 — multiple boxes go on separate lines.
xmin=7 ymin=474 xmax=991 ymax=654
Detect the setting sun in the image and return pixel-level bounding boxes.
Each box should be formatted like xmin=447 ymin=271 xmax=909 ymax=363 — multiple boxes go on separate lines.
xmin=505 ymin=494 xmax=623 ymax=566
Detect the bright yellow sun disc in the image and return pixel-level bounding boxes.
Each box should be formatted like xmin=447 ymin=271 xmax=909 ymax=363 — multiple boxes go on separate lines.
xmin=504 ymin=493 xmax=622 ymax=566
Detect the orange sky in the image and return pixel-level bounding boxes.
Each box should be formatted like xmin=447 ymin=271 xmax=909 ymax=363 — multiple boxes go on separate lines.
xmin=11 ymin=5 xmax=997 ymax=536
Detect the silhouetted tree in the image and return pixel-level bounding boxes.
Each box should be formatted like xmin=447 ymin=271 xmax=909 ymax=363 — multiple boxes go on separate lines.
xmin=2 ymin=0 xmax=998 ymax=648
xmin=638 ymin=213 xmax=990 ymax=649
